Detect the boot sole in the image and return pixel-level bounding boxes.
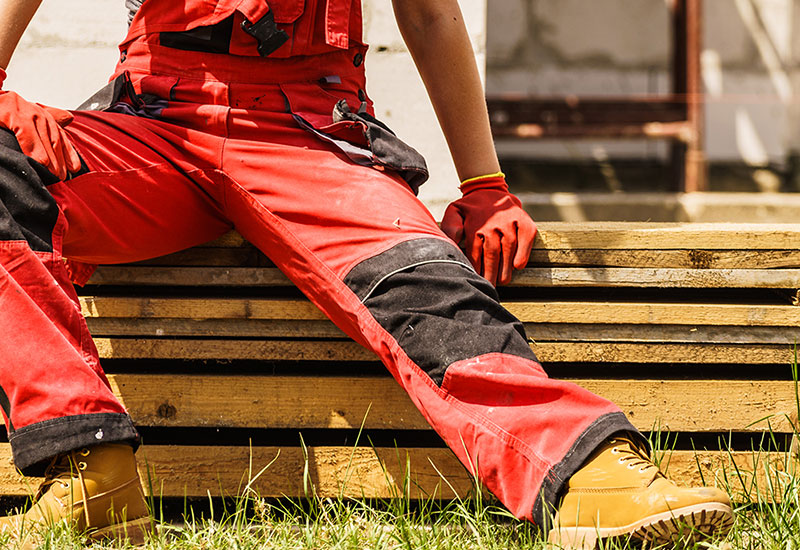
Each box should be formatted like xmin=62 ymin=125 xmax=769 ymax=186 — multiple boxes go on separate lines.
xmin=547 ymin=501 xmax=734 ymax=549
xmin=88 ymin=516 xmax=153 ymax=545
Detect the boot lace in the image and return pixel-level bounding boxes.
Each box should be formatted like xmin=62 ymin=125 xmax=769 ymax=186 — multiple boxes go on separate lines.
xmin=34 ymin=449 xmax=91 ymax=510
xmin=609 ymin=439 xmax=659 ymax=475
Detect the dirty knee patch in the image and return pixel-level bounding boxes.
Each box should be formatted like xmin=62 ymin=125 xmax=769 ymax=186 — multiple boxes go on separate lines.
xmin=344 ymin=238 xmax=537 ymax=386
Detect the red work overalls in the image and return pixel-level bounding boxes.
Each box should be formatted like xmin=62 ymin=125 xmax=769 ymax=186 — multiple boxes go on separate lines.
xmin=0 ymin=0 xmax=638 ymax=527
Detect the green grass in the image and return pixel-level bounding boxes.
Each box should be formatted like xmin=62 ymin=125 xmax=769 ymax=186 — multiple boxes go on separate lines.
xmin=6 ymin=438 xmax=799 ymax=550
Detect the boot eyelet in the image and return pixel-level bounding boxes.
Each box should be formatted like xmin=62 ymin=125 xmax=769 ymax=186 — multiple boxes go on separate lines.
xmin=60 ymin=482 xmax=69 ymax=489
xmin=78 ymin=462 xmax=87 ymax=471
xmin=610 ymin=448 xmax=620 ymax=454
xmin=617 ymin=457 xmax=626 ymax=464
xmin=79 ymin=448 xmax=90 ymax=457
xmin=639 ymin=467 xmax=648 ymax=473
xmin=627 ymin=463 xmax=637 ymax=469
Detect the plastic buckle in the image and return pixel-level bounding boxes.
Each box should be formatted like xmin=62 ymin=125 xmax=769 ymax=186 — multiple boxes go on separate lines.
xmin=241 ymin=10 xmax=289 ymax=57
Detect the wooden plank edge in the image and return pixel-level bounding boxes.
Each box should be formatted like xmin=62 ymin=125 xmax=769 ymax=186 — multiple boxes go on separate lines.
xmin=87 ymin=266 xmax=800 ymax=289
xmin=92 ymin=338 xmax=800 ymax=364
xmin=0 ymin=445 xmax=789 ymax=501
xmin=199 ymin=226 xmax=800 ymax=251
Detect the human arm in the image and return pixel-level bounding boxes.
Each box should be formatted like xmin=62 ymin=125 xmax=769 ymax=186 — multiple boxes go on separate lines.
xmin=0 ymin=0 xmax=81 ymax=179
xmin=0 ymin=0 xmax=43 ymax=72
xmin=392 ymin=0 xmax=536 ymax=286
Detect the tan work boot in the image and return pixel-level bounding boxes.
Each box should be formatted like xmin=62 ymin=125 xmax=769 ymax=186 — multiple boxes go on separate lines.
xmin=548 ymin=437 xmax=733 ymax=549
xmin=0 ymin=443 xmax=152 ymax=547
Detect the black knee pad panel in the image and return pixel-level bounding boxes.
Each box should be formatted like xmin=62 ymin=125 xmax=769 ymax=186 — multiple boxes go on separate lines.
xmin=344 ymin=238 xmax=538 ymax=386
xmin=0 ymin=129 xmax=60 ymax=252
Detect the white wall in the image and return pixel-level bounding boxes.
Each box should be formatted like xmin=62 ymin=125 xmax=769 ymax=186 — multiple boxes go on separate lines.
xmin=363 ymin=1 xmax=487 ymax=216
xmin=5 ymin=0 xmax=127 ymax=109
xmin=487 ymin=0 xmax=800 ymax=169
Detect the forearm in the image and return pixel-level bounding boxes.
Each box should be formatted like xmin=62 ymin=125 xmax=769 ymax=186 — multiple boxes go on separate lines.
xmin=393 ymin=0 xmax=500 ymax=182
xmin=0 ymin=0 xmax=42 ymax=69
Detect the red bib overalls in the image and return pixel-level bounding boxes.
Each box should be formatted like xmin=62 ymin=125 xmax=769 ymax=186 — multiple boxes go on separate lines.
xmin=0 ymin=0 xmax=637 ymax=527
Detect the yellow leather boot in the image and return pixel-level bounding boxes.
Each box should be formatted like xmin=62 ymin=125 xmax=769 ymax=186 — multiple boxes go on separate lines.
xmin=0 ymin=443 xmax=151 ymax=547
xmin=548 ymin=438 xmax=733 ymax=549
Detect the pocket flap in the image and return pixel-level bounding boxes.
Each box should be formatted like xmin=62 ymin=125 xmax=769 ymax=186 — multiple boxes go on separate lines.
xmin=268 ymin=0 xmax=304 ymax=23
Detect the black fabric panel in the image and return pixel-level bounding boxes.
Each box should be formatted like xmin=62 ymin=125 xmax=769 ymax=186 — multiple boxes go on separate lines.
xmin=0 ymin=385 xmax=13 ymax=432
xmin=332 ymin=100 xmax=429 ymax=194
xmin=0 ymin=129 xmax=60 ymax=252
xmin=10 ymin=413 xmax=140 ymax=476
xmin=532 ymin=412 xmax=647 ymax=531
xmin=344 ymin=238 xmax=537 ymax=386
xmin=161 ymin=16 xmax=235 ymax=54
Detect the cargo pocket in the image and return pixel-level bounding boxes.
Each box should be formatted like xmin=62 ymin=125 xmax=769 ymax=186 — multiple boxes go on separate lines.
xmin=268 ymin=0 xmax=305 ymax=23
xmin=284 ymin=83 xmax=429 ymax=195
xmin=76 ymin=72 xmax=178 ymax=120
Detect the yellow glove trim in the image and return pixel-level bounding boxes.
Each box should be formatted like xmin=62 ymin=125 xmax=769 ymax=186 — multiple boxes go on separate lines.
xmin=460 ymin=171 xmax=505 ymax=186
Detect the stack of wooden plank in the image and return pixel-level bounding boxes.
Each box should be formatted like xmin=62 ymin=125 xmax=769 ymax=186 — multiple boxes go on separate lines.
xmin=2 ymin=223 xmax=798 ymax=500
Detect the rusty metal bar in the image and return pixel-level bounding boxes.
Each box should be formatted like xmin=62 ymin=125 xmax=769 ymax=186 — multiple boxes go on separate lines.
xmin=486 ymin=0 xmax=705 ymax=192
xmin=671 ymin=0 xmax=706 ymax=192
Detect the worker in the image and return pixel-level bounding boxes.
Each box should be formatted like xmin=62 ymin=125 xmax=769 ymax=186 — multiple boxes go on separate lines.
xmin=0 ymin=0 xmax=732 ymax=547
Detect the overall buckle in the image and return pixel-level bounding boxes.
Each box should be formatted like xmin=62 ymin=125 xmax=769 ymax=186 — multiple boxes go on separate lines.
xmin=241 ymin=10 xmax=289 ymax=57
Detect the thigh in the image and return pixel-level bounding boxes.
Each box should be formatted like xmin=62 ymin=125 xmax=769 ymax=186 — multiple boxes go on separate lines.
xmin=222 ymin=137 xmax=446 ymax=280
xmin=55 ymin=110 xmax=231 ymax=266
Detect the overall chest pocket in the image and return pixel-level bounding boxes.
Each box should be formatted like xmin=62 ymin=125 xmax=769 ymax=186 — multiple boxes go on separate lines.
xmin=267 ymin=0 xmax=305 ymax=23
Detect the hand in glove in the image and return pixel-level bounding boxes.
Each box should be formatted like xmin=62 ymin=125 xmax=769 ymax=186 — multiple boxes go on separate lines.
xmin=441 ymin=172 xmax=537 ymax=286
xmin=0 ymin=68 xmax=81 ymax=180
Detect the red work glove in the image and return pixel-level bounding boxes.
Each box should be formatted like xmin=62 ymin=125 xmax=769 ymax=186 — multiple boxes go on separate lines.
xmin=441 ymin=172 xmax=537 ymax=286
xmin=0 ymin=68 xmax=81 ymax=181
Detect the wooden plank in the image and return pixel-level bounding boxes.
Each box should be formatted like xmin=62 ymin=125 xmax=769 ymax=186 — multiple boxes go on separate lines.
xmin=105 ymin=249 xmax=800 ymax=270
xmin=87 ymin=318 xmax=799 ymax=344
xmin=87 ymin=266 xmax=800 ymax=289
xmin=528 ymin=249 xmax=800 ymax=269
xmin=112 ymin=377 xmax=800 ymax=433
xmin=106 ymin=374 xmax=430 ymax=430
xmin=529 ymin=342 xmax=795 ymax=364
xmin=529 ymin=324 xmax=800 ymax=345
xmin=1 ymin=376 xmax=788 ymax=433
xmin=86 ymin=318 xmax=347 ymax=338
xmin=192 ymin=225 xmax=800 ymax=251
xmin=0 ymin=445 xmax=790 ymax=500
xmin=80 ymin=297 xmax=328 ymax=321
xmin=0 ymin=445 xmax=472 ymax=499
xmin=506 ymin=303 xmax=800 ymax=327
xmin=80 ymin=298 xmax=800 ymax=327
xmin=93 ymin=338 xmax=370 ymax=361
xmin=508 ymin=268 xmax=800 ymax=288
xmin=533 ymin=223 xmax=800 ymax=250
xmin=92 ymin=338 xmax=796 ymax=364
xmin=89 ymin=267 xmax=291 ymax=286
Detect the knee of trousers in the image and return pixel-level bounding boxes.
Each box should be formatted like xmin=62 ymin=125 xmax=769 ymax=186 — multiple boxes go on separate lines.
xmin=0 ymin=129 xmax=61 ymax=253
xmin=343 ymin=238 xmax=538 ymax=386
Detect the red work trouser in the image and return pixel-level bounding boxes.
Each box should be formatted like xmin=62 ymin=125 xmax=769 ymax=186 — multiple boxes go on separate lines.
xmin=0 ymin=37 xmax=637 ymax=527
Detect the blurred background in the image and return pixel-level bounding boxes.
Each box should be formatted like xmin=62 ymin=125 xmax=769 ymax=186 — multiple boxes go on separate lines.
xmin=6 ymin=0 xmax=799 ymax=221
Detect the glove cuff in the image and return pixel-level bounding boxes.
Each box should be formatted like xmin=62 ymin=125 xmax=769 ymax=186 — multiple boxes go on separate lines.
xmin=0 ymin=67 xmax=6 ymax=89
xmin=459 ymin=172 xmax=509 ymax=196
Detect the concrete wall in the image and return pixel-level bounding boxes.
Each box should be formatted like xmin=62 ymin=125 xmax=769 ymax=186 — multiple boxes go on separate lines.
xmin=488 ymin=0 xmax=800 ymax=178
xmin=4 ymin=0 xmax=482 ymax=217
xmin=362 ymin=1 xmax=486 ymax=216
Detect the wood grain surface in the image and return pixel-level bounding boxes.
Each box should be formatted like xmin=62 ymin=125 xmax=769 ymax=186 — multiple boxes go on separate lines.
xmin=88 ymin=266 xmax=800 ymax=288
xmin=80 ymin=298 xmax=800 ymax=327
xmin=0 ymin=445 xmax=790 ymax=500
xmin=3 ymin=377 xmax=795 ymax=433
xmin=196 ymin=225 xmax=800 ymax=250
xmin=90 ymin=338 xmax=796 ymax=364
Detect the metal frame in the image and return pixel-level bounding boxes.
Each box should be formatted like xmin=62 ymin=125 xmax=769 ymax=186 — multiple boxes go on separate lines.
xmin=487 ymin=0 xmax=705 ymax=192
